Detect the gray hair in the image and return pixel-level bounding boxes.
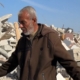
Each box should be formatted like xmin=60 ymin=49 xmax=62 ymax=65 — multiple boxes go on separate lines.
xmin=18 ymin=6 xmax=37 ymax=19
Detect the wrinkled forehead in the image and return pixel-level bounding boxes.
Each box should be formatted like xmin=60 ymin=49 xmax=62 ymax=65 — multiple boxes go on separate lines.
xmin=18 ymin=11 xmax=30 ymax=21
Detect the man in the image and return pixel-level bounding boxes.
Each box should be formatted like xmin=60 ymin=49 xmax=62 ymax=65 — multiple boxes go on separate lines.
xmin=0 ymin=6 xmax=80 ymax=80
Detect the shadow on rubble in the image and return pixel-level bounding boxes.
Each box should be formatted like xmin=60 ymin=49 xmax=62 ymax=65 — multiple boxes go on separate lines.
xmin=6 ymin=71 xmax=18 ymax=80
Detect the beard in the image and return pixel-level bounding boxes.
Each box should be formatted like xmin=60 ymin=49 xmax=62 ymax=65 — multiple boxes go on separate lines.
xmin=24 ymin=22 xmax=34 ymax=35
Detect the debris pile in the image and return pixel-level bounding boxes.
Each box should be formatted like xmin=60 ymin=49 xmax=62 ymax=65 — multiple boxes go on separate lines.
xmin=50 ymin=25 xmax=80 ymax=80
xmin=0 ymin=14 xmax=80 ymax=80
xmin=0 ymin=14 xmax=21 ymax=80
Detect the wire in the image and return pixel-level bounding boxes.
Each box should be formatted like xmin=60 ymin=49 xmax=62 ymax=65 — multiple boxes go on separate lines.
xmin=0 ymin=3 xmax=4 ymax=8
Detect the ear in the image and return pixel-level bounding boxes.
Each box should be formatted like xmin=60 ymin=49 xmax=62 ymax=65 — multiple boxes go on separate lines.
xmin=32 ymin=17 xmax=37 ymax=23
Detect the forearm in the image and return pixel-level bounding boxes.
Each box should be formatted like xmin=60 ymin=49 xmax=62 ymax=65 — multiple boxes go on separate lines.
xmin=0 ymin=61 xmax=12 ymax=76
xmin=54 ymin=39 xmax=80 ymax=80
xmin=48 ymin=32 xmax=80 ymax=79
xmin=0 ymin=52 xmax=18 ymax=77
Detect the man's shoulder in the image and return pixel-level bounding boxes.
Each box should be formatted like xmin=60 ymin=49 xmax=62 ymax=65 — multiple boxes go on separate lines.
xmin=41 ymin=24 xmax=58 ymax=36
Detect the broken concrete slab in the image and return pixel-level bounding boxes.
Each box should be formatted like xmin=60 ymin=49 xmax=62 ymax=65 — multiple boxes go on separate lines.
xmin=61 ymin=41 xmax=70 ymax=50
xmin=0 ymin=40 xmax=8 ymax=46
xmin=4 ymin=44 xmax=12 ymax=51
xmin=68 ymin=48 xmax=80 ymax=61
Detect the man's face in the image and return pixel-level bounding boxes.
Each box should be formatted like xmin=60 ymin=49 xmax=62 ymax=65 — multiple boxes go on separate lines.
xmin=18 ymin=11 xmax=34 ymax=35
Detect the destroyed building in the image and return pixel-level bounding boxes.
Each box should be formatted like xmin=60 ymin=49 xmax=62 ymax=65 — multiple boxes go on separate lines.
xmin=0 ymin=14 xmax=80 ymax=80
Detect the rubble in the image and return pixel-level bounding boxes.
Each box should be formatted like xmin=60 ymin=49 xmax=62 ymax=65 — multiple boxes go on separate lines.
xmin=0 ymin=14 xmax=80 ymax=80
xmin=50 ymin=25 xmax=80 ymax=80
xmin=0 ymin=14 xmax=21 ymax=80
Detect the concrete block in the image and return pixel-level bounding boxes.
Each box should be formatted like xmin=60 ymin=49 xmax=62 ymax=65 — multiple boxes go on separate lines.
xmin=61 ymin=41 xmax=70 ymax=50
xmin=8 ymin=38 xmax=17 ymax=47
xmin=0 ymin=40 xmax=8 ymax=46
xmin=4 ymin=44 xmax=12 ymax=51
xmin=68 ymin=48 xmax=80 ymax=61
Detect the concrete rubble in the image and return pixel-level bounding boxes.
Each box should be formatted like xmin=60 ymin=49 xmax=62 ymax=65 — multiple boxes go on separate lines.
xmin=50 ymin=25 xmax=80 ymax=80
xmin=0 ymin=14 xmax=80 ymax=80
xmin=0 ymin=14 xmax=21 ymax=80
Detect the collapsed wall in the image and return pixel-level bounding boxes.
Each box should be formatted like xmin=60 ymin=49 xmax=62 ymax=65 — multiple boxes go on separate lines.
xmin=0 ymin=14 xmax=80 ymax=80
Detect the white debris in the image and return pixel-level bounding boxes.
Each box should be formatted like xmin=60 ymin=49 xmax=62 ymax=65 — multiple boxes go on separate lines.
xmin=56 ymin=73 xmax=66 ymax=80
